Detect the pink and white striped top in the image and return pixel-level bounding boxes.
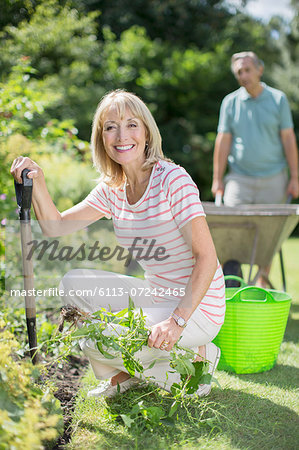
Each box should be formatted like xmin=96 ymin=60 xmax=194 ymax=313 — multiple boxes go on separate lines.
xmin=84 ymin=160 xmax=225 ymax=326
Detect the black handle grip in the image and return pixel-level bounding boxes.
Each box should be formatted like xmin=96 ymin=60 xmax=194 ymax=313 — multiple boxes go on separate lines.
xmin=26 ymin=317 xmax=38 ymax=364
xmin=14 ymin=169 xmax=33 ymax=221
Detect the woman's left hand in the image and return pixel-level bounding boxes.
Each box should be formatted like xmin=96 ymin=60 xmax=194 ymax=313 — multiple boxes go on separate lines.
xmin=147 ymin=317 xmax=183 ymax=351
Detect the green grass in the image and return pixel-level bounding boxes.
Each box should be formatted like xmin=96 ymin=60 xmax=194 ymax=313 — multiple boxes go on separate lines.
xmin=66 ymin=238 xmax=299 ymax=449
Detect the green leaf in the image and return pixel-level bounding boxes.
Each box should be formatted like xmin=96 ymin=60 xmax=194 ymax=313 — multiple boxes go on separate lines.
xmin=0 ymin=389 xmax=24 ymax=422
xmin=147 ymin=360 xmax=156 ymax=370
xmin=122 ymin=356 xmax=136 ymax=377
xmin=131 ymin=402 xmax=143 ymax=415
xmin=120 ymin=414 xmax=135 ymax=428
xmin=128 ymin=297 xmax=135 ymax=311
xmin=200 ymin=373 xmax=212 ymax=384
xmin=92 ymin=311 xmax=105 ymax=321
xmin=168 ymin=400 xmax=179 ymax=417
xmin=96 ymin=341 xmax=116 ymax=359
xmin=115 ymin=308 xmax=128 ymax=318
xmin=71 ymin=325 xmax=91 ymax=338
xmin=184 ymin=360 xmax=205 ymax=394
xmin=172 ymin=353 xmax=195 ymax=376
xmin=170 ymin=383 xmax=181 ymax=397
xmin=145 ymin=406 xmax=164 ymax=424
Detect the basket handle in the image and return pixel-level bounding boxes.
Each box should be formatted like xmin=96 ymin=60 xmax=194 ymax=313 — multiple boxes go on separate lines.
xmin=224 ymin=275 xmax=247 ymax=288
xmin=231 ymin=286 xmax=276 ymax=303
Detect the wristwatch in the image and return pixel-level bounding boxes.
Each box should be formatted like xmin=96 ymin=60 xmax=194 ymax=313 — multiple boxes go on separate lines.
xmin=171 ymin=312 xmax=187 ymax=328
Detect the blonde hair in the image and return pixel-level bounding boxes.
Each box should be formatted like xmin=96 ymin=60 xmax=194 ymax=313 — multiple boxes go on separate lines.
xmin=231 ymin=51 xmax=264 ymax=74
xmin=91 ymin=89 xmax=170 ymax=187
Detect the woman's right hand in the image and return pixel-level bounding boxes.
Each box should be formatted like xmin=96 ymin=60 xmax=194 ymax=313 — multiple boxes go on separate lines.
xmin=10 ymin=156 xmax=44 ymax=184
xmin=10 ymin=155 xmax=105 ymax=236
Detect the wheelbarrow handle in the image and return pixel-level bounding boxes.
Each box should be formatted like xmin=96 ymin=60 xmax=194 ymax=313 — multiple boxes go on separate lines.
xmin=14 ymin=168 xmax=33 ymax=221
xmin=215 ymin=191 xmax=223 ymax=207
xmin=278 ymin=194 xmax=293 ymax=292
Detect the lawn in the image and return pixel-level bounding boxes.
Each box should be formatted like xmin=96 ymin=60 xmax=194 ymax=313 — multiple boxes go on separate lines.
xmin=65 ymin=238 xmax=299 ymax=449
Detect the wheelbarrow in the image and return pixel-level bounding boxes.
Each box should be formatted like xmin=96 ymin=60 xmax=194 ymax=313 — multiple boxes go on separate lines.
xmin=202 ymin=201 xmax=299 ymax=289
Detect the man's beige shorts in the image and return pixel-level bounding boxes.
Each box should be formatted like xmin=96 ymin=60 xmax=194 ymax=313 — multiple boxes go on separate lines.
xmin=224 ymin=169 xmax=288 ymax=206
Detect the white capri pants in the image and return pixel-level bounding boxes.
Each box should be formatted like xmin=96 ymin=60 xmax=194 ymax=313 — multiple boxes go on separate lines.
xmin=59 ymin=269 xmax=222 ymax=391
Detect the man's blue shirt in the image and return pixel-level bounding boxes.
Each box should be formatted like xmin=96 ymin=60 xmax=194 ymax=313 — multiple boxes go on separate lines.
xmin=217 ymin=83 xmax=294 ymax=177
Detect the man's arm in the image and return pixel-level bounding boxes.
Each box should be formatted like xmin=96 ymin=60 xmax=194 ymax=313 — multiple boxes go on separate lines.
xmin=280 ymin=128 xmax=299 ymax=199
xmin=211 ymin=132 xmax=232 ymax=197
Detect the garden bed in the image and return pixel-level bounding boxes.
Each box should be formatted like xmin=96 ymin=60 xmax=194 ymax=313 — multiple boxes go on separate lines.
xmin=47 ymin=354 xmax=89 ymax=449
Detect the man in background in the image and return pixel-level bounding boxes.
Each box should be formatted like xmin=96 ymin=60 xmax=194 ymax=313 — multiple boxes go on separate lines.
xmin=212 ymin=51 xmax=299 ymax=287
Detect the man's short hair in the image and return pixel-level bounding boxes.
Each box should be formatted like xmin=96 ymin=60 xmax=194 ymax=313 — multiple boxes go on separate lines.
xmin=231 ymin=51 xmax=264 ymax=74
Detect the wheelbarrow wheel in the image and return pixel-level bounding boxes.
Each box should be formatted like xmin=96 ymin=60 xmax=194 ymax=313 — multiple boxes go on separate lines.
xmin=223 ymin=260 xmax=243 ymax=287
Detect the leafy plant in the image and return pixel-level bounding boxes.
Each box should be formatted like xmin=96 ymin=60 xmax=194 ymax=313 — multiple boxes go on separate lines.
xmin=54 ymin=300 xmax=213 ymax=405
xmin=120 ymin=400 xmax=165 ymax=431
xmin=0 ymin=57 xmax=91 ymax=226
xmin=52 ymin=300 xmax=216 ymax=431
xmin=0 ymin=324 xmax=63 ymax=449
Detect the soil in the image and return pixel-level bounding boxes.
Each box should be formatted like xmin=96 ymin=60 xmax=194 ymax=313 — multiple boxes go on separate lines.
xmin=40 ymin=305 xmax=90 ymax=448
xmin=47 ymin=354 xmax=89 ymax=449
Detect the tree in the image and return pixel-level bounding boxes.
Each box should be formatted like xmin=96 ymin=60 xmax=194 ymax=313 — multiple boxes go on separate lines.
xmin=270 ymin=4 xmax=299 ymax=138
xmin=79 ymin=0 xmax=233 ymax=48
xmin=0 ymin=0 xmax=39 ymax=29
xmin=0 ymin=0 xmax=283 ymax=199
xmin=0 ymin=58 xmax=92 ymax=220
xmin=0 ymin=0 xmax=102 ymax=139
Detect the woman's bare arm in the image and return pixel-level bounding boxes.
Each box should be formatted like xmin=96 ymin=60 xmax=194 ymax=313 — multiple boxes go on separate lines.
xmin=10 ymin=156 xmax=104 ymax=236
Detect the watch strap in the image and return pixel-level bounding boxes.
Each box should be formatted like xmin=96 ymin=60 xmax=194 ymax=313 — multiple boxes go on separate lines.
xmin=171 ymin=312 xmax=187 ymax=328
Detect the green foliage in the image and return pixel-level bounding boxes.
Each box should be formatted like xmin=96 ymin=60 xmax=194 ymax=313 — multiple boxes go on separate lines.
xmin=270 ymin=8 xmax=299 ymax=137
xmin=0 ymin=0 xmax=39 ymax=29
xmin=71 ymin=366 xmax=219 ymax=448
xmin=0 ymin=0 xmax=102 ymax=139
xmin=69 ymin=305 xmax=153 ymax=377
xmin=34 ymin=153 xmax=97 ymax=210
xmin=0 ymin=57 xmax=91 ymax=222
xmin=120 ymin=400 xmax=165 ymax=431
xmin=0 ymin=304 xmax=71 ymax=361
xmin=0 ymin=324 xmax=63 ymax=449
xmin=90 ymin=20 xmax=279 ymax=197
xmin=81 ymin=0 xmax=236 ymax=49
xmin=0 ymin=0 xmax=287 ymax=201
xmin=64 ymin=299 xmax=213 ymax=433
xmin=57 ymin=302 xmax=210 ymax=400
xmin=0 ymin=0 xmax=99 ymax=78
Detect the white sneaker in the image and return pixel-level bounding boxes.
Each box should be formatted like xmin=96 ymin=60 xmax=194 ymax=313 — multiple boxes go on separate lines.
xmin=196 ymin=342 xmax=220 ymax=397
xmin=87 ymin=377 xmax=140 ymax=398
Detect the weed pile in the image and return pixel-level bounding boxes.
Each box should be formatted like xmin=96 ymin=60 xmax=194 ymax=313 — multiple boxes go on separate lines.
xmin=54 ymin=300 xmax=217 ymax=420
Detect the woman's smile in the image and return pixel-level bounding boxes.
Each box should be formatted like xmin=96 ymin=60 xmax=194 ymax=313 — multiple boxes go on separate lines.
xmin=115 ymin=144 xmax=135 ymax=153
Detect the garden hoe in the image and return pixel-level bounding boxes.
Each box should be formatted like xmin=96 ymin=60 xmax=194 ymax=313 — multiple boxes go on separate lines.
xmin=14 ymin=168 xmax=38 ymax=364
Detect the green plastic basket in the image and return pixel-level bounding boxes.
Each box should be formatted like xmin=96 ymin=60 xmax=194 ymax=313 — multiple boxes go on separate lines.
xmin=213 ymin=276 xmax=291 ymax=374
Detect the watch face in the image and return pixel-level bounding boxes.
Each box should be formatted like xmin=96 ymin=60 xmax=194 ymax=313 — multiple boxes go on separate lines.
xmin=177 ymin=317 xmax=185 ymax=327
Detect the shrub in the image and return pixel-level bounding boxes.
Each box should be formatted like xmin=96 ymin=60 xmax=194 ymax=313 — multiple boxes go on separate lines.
xmin=35 ymin=152 xmax=98 ymax=210
xmin=0 ymin=324 xmax=63 ymax=449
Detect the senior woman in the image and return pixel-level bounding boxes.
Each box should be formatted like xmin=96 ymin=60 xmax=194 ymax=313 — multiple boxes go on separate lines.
xmin=10 ymin=90 xmax=225 ymax=397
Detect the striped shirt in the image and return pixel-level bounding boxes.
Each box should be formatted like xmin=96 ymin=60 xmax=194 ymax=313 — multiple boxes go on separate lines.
xmin=84 ymin=160 xmax=225 ymax=325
